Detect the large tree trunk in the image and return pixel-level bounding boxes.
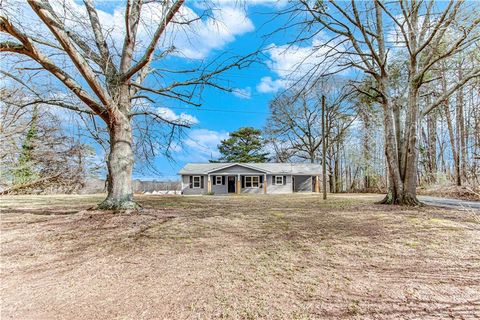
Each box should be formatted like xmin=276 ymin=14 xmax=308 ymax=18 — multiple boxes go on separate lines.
xmin=98 ymin=110 xmax=138 ymax=210
xmin=379 ymin=103 xmax=404 ymax=204
xmin=378 ymin=89 xmax=421 ymax=206
xmin=401 ymin=83 xmax=421 ymax=205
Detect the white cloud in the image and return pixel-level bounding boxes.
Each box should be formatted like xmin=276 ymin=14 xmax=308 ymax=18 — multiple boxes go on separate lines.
xmin=232 ymin=87 xmax=252 ymax=99
xmin=156 ymin=107 xmax=199 ymax=125
xmin=4 ymin=0 xmax=254 ymax=60
xmin=257 ymin=34 xmax=349 ymax=93
xmin=247 ymin=0 xmax=289 ymax=8
xmin=180 ymin=129 xmax=229 ymax=162
xmin=256 ymin=76 xmax=287 ymax=93
xmin=166 ymin=141 xmax=182 ymax=153
xmin=174 ymin=4 xmax=255 ymax=59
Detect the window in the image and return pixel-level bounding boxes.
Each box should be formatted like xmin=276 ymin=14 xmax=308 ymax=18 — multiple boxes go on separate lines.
xmin=215 ymin=176 xmax=223 ymax=185
xmin=193 ymin=176 xmax=201 ymax=188
xmin=245 ymin=176 xmax=259 ymax=188
xmin=275 ymin=176 xmax=284 ymax=185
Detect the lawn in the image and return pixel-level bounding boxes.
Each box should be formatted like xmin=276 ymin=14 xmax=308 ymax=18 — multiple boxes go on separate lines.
xmin=1 ymin=194 xmax=479 ymax=319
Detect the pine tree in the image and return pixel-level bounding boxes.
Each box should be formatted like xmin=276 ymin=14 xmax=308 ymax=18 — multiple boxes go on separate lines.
xmin=12 ymin=108 xmax=38 ymax=185
xmin=214 ymin=127 xmax=269 ymax=163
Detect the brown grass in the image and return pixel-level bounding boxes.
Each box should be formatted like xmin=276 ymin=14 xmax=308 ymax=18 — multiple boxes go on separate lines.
xmin=1 ymin=193 xmax=479 ymax=319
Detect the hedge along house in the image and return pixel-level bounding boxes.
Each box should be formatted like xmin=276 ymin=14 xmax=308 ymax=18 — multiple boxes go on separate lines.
xmin=179 ymin=163 xmax=324 ymax=195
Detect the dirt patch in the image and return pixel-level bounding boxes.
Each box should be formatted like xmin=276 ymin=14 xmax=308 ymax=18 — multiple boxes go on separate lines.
xmin=1 ymin=194 xmax=479 ymax=319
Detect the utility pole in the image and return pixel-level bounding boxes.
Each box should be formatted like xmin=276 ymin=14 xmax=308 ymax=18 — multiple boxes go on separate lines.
xmin=321 ymin=95 xmax=327 ymax=200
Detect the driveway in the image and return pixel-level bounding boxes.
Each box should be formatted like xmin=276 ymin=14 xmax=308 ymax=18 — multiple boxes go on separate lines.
xmin=419 ymin=195 xmax=480 ymax=211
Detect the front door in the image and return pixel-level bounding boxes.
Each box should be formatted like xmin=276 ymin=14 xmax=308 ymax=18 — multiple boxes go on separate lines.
xmin=228 ymin=176 xmax=236 ymax=193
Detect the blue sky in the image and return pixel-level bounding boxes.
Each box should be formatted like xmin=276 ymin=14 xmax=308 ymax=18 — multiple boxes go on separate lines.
xmin=132 ymin=1 xmax=307 ymax=180
xmin=0 ymin=0 xmax=345 ymax=180
xmin=3 ymin=0 xmax=469 ymax=181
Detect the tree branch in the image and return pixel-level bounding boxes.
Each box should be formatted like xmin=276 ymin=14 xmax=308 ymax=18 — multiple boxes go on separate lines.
xmin=27 ymin=0 xmax=112 ymax=107
xmin=131 ymin=111 xmax=191 ymax=128
xmin=83 ymin=0 xmax=117 ymax=76
xmin=422 ymin=67 xmax=480 ymax=116
xmin=121 ymin=0 xmax=184 ymax=81
xmin=0 ymin=16 xmax=109 ymax=122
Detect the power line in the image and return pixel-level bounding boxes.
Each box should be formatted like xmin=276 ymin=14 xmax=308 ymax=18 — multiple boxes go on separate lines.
xmin=168 ymin=105 xmax=270 ymax=115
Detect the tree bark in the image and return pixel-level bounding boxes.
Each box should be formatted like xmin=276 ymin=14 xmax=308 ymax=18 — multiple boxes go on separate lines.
xmin=362 ymin=109 xmax=372 ymax=190
xmin=402 ymin=77 xmax=422 ymax=205
xmin=321 ymin=95 xmax=327 ymax=200
xmin=98 ymin=109 xmax=138 ymax=210
xmin=334 ymin=142 xmax=340 ymax=193
xmin=456 ymin=64 xmax=466 ymax=184
xmin=377 ymin=77 xmax=414 ymax=205
xmin=426 ymin=111 xmax=437 ymax=183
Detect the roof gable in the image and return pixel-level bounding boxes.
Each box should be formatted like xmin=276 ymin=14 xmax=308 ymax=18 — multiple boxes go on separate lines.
xmin=207 ymin=163 xmax=266 ymax=174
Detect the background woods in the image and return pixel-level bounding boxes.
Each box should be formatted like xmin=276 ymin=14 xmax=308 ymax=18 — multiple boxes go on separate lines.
xmin=1 ymin=0 xmax=479 ymax=203
xmin=265 ymin=0 xmax=480 ymax=203
xmin=0 ymin=0 xmax=254 ymax=208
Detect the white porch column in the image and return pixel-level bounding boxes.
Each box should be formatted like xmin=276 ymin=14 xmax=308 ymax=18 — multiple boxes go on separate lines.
xmin=236 ymin=174 xmax=241 ymax=194
xmin=315 ymin=175 xmax=320 ymax=193
xmin=207 ymin=174 xmax=212 ymax=193
xmin=263 ymin=174 xmax=267 ymax=194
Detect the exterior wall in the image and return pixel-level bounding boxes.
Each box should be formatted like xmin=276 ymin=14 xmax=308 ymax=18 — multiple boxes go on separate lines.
xmin=212 ymin=165 xmax=264 ymax=175
xmin=181 ymin=173 xmax=315 ymax=195
xmin=241 ymin=185 xmax=264 ymax=194
xmin=209 ymin=165 xmax=266 ymax=195
xmin=182 ymin=175 xmax=229 ymax=195
xmin=211 ymin=178 xmax=228 ymax=194
xmin=267 ymin=175 xmax=293 ymax=194
xmin=240 ymin=174 xmax=266 ymax=194
xmin=294 ymin=175 xmax=312 ymax=192
xmin=181 ymin=175 xmax=206 ymax=195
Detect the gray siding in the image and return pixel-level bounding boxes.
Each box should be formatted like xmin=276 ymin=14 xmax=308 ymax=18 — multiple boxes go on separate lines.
xmin=211 ymin=176 xmax=228 ymax=194
xmin=294 ymin=175 xmax=312 ymax=192
xmin=241 ymin=186 xmax=264 ymax=194
xmin=181 ymin=173 xmax=316 ymax=195
xmin=182 ymin=175 xmax=229 ymax=195
xmin=181 ymin=175 xmax=206 ymax=195
xmin=211 ymin=165 xmax=264 ymax=175
xmin=241 ymin=174 xmax=266 ymax=194
xmin=267 ymin=175 xmax=292 ymax=194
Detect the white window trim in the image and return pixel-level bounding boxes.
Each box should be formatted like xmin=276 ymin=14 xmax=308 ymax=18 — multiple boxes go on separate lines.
xmin=215 ymin=176 xmax=223 ymax=185
xmin=245 ymin=176 xmax=260 ymax=188
xmin=275 ymin=176 xmax=284 ymax=185
xmin=193 ymin=176 xmax=201 ymax=188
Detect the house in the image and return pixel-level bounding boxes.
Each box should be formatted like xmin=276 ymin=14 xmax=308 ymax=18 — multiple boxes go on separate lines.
xmin=178 ymin=163 xmax=324 ymax=195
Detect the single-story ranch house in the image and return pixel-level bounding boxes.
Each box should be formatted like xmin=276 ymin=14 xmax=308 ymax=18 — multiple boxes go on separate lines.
xmin=179 ymin=163 xmax=324 ymax=195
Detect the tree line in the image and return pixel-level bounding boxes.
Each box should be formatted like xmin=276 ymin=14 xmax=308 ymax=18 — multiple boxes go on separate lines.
xmin=270 ymin=0 xmax=480 ymax=204
xmin=1 ymin=0 xmax=479 ymax=207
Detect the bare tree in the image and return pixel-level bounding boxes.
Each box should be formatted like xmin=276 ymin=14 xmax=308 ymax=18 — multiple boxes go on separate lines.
xmin=0 ymin=88 xmax=98 ymax=194
xmin=0 ymin=0 xmax=254 ymax=209
xmin=291 ymin=0 xmax=480 ymax=205
xmin=266 ymin=91 xmax=322 ymax=163
xmin=265 ymin=78 xmax=354 ymax=165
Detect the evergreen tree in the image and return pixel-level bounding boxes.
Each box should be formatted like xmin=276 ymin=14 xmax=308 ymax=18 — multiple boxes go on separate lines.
xmin=13 ymin=108 xmax=38 ymax=185
xmin=214 ymin=127 xmax=268 ymax=163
